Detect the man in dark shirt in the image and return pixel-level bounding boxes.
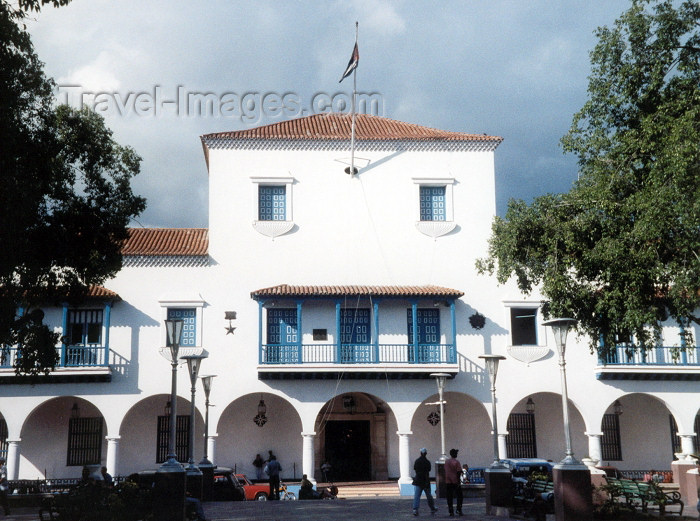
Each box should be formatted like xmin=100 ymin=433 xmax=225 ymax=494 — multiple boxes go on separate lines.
xmin=412 ymin=448 xmax=437 ymax=516
xmin=265 ymin=455 xmax=282 ymax=500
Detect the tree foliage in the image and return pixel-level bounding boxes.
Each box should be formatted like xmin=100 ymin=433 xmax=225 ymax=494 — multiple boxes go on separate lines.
xmin=477 ymin=0 xmax=700 ymax=354
xmin=0 ymin=0 xmax=146 ymax=375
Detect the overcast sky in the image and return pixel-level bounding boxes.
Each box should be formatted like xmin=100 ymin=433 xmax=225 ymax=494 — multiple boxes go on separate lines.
xmin=28 ymin=0 xmax=630 ymax=229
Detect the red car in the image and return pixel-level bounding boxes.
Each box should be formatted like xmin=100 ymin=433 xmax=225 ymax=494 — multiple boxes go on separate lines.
xmin=235 ymin=473 xmax=271 ymax=501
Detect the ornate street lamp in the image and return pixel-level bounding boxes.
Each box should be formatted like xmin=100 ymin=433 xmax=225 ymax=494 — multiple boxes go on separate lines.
xmin=479 ymin=354 xmax=509 ymax=516
xmin=542 ymin=317 xmax=578 ymax=465
xmin=543 ymin=317 xmax=593 ymax=521
xmin=429 ymin=373 xmax=450 ymax=462
xmin=163 ymin=318 xmax=184 ymax=468
xmin=199 ymin=375 xmax=216 ymax=466
xmin=154 ymin=318 xmax=186 ymax=521
xmin=479 ymin=355 xmax=506 ymax=468
xmin=198 ymin=374 xmax=216 ymax=501
xmin=181 ymin=353 xmax=208 ymax=500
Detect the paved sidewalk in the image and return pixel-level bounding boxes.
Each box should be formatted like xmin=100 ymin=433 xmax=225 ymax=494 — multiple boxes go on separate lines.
xmin=203 ymin=497 xmax=512 ymax=521
xmin=3 ymin=497 xmax=512 ymax=521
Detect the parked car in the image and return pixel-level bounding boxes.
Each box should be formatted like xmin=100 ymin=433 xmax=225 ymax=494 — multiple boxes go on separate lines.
xmin=500 ymin=458 xmax=554 ymax=478
xmin=235 ymin=474 xmax=271 ymax=501
xmin=135 ymin=467 xmax=245 ymax=502
xmin=211 ymin=467 xmax=246 ymax=501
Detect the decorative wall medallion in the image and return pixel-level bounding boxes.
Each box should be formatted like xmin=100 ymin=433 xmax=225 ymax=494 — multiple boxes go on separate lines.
xmin=469 ymin=312 xmax=486 ymax=330
xmin=427 ymin=411 xmax=440 ymax=426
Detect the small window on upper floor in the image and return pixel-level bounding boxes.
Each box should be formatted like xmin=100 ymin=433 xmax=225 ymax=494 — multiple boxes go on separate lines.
xmin=412 ymin=178 xmax=456 ymax=238
xmin=419 ymin=186 xmax=446 ymax=221
xmin=258 ymin=185 xmax=287 ymax=221
xmin=67 ymin=310 xmax=103 ymax=346
xmin=510 ymin=307 xmax=537 ymax=346
xmin=251 ymin=176 xmax=295 ymax=238
xmin=159 ymin=297 xmax=205 ymax=348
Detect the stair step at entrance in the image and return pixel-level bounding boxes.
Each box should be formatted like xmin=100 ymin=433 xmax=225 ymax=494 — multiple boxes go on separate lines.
xmin=335 ymin=482 xmax=400 ymax=498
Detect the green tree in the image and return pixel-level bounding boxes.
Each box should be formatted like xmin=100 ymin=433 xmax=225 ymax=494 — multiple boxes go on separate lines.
xmin=0 ymin=0 xmax=146 ymax=375
xmin=477 ymin=0 xmax=699 ymax=355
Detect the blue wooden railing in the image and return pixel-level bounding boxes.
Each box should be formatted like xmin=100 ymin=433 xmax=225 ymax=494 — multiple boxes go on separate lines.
xmin=260 ymin=343 xmax=456 ymax=365
xmin=0 ymin=345 xmax=108 ymax=369
xmin=598 ymin=345 xmax=700 ymax=366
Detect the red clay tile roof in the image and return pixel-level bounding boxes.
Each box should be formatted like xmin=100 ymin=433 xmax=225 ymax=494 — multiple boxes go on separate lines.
xmin=122 ymin=228 xmax=208 ymax=256
xmin=86 ymin=286 xmax=120 ymax=299
xmin=251 ymin=284 xmax=464 ymax=299
xmin=202 ymin=113 xmax=501 ymax=143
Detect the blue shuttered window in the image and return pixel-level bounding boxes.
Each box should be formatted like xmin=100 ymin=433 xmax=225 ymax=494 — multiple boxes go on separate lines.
xmin=341 ymin=309 xmax=371 ymax=363
xmin=259 ymin=185 xmax=286 ymax=221
xmin=407 ymin=308 xmax=441 ymax=362
xmin=266 ymin=309 xmax=298 ymax=363
xmin=419 ymin=186 xmax=446 ymax=221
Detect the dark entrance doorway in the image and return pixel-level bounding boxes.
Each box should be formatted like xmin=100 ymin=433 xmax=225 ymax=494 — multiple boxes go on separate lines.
xmin=324 ymin=420 xmax=371 ymax=481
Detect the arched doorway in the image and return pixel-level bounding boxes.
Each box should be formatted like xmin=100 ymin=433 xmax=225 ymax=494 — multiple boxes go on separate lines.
xmin=316 ymin=393 xmax=393 ymax=482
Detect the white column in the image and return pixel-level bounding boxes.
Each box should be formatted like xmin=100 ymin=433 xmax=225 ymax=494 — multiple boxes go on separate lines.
xmin=497 ymin=432 xmax=508 ymax=460
xmin=106 ymin=436 xmax=120 ymax=477
xmin=585 ymin=432 xmax=604 ymax=464
xmin=301 ymin=432 xmax=316 ymax=483
xmin=207 ymin=434 xmax=218 ymax=465
xmin=6 ymin=439 xmax=20 ymax=480
xmin=679 ymin=433 xmax=697 ymax=460
xmin=397 ymin=431 xmax=413 ymax=485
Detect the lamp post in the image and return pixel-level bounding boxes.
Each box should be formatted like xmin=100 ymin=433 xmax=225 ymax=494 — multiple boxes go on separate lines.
xmin=543 ymin=317 xmax=592 ymax=521
xmin=154 ymin=318 xmax=186 ymax=521
xmin=198 ymin=375 xmax=216 ymax=501
xmin=181 ymin=353 xmax=208 ymax=500
xmin=479 ymin=354 xmax=510 ymax=515
xmin=429 ymin=372 xmax=450 ymax=499
xmin=429 ymin=373 xmax=450 ymax=462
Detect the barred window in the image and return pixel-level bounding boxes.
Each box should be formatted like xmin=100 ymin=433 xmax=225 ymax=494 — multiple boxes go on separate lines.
xmin=67 ymin=417 xmax=103 ymax=466
xmin=167 ymin=308 xmax=197 ymax=347
xmin=0 ymin=418 xmax=7 ymax=462
xmin=156 ymin=415 xmax=190 ymax=463
xmin=506 ymin=413 xmax=537 ymax=458
xmin=601 ymin=413 xmax=622 ymax=461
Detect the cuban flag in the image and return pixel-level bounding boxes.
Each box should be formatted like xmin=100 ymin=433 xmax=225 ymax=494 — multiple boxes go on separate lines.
xmin=339 ymin=43 xmax=359 ymax=83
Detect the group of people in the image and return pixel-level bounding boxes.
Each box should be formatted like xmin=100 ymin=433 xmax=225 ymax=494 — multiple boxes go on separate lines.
xmin=252 ymin=450 xmax=282 ymax=500
xmin=413 ymin=447 xmax=466 ymax=517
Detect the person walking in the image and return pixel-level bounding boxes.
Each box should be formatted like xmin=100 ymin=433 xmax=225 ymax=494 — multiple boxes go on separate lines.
xmin=0 ymin=457 xmax=9 ymax=516
xmin=412 ymin=448 xmax=437 ymax=516
xmin=444 ymin=449 xmax=463 ymax=516
xmin=265 ymin=454 xmax=282 ymax=500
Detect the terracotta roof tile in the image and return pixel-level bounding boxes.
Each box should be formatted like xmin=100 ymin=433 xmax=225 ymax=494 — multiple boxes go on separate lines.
xmin=86 ymin=285 xmax=120 ymax=299
xmin=202 ymin=113 xmax=501 ymax=143
xmin=251 ymin=284 xmax=464 ymax=299
xmin=122 ymin=228 xmax=208 ymax=256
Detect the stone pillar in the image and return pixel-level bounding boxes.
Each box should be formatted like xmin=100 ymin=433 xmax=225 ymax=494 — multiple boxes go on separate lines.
xmin=398 ymin=431 xmax=413 ymax=486
xmin=206 ymin=434 xmax=217 ymax=466
xmin=585 ymin=432 xmax=603 ymax=465
xmin=497 ymin=432 xmax=508 ymax=460
xmin=553 ymin=463 xmax=593 ymax=521
xmin=672 ymin=455 xmax=698 ymax=506
xmin=680 ymin=434 xmax=697 ymax=460
xmin=301 ymin=432 xmax=316 ymax=483
xmin=683 ymin=468 xmax=700 ymax=519
xmin=106 ymin=436 xmax=120 ymax=478
xmin=6 ymin=439 xmax=20 ymax=480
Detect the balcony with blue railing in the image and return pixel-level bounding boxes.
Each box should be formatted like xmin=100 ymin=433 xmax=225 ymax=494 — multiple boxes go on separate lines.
xmin=596 ymin=345 xmax=700 ymax=380
xmin=0 ymin=343 xmax=111 ymax=382
xmin=261 ymin=342 xmax=457 ymax=365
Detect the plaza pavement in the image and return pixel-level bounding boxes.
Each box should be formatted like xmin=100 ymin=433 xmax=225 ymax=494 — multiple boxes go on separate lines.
xmin=4 ymin=497 xmax=513 ymax=521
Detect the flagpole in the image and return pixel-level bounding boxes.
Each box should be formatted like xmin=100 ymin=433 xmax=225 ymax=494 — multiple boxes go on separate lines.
xmin=350 ymin=21 xmax=358 ymax=177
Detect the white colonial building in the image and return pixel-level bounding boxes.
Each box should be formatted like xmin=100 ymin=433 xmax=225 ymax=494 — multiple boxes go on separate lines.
xmin=1 ymin=113 xmax=698 ymax=491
